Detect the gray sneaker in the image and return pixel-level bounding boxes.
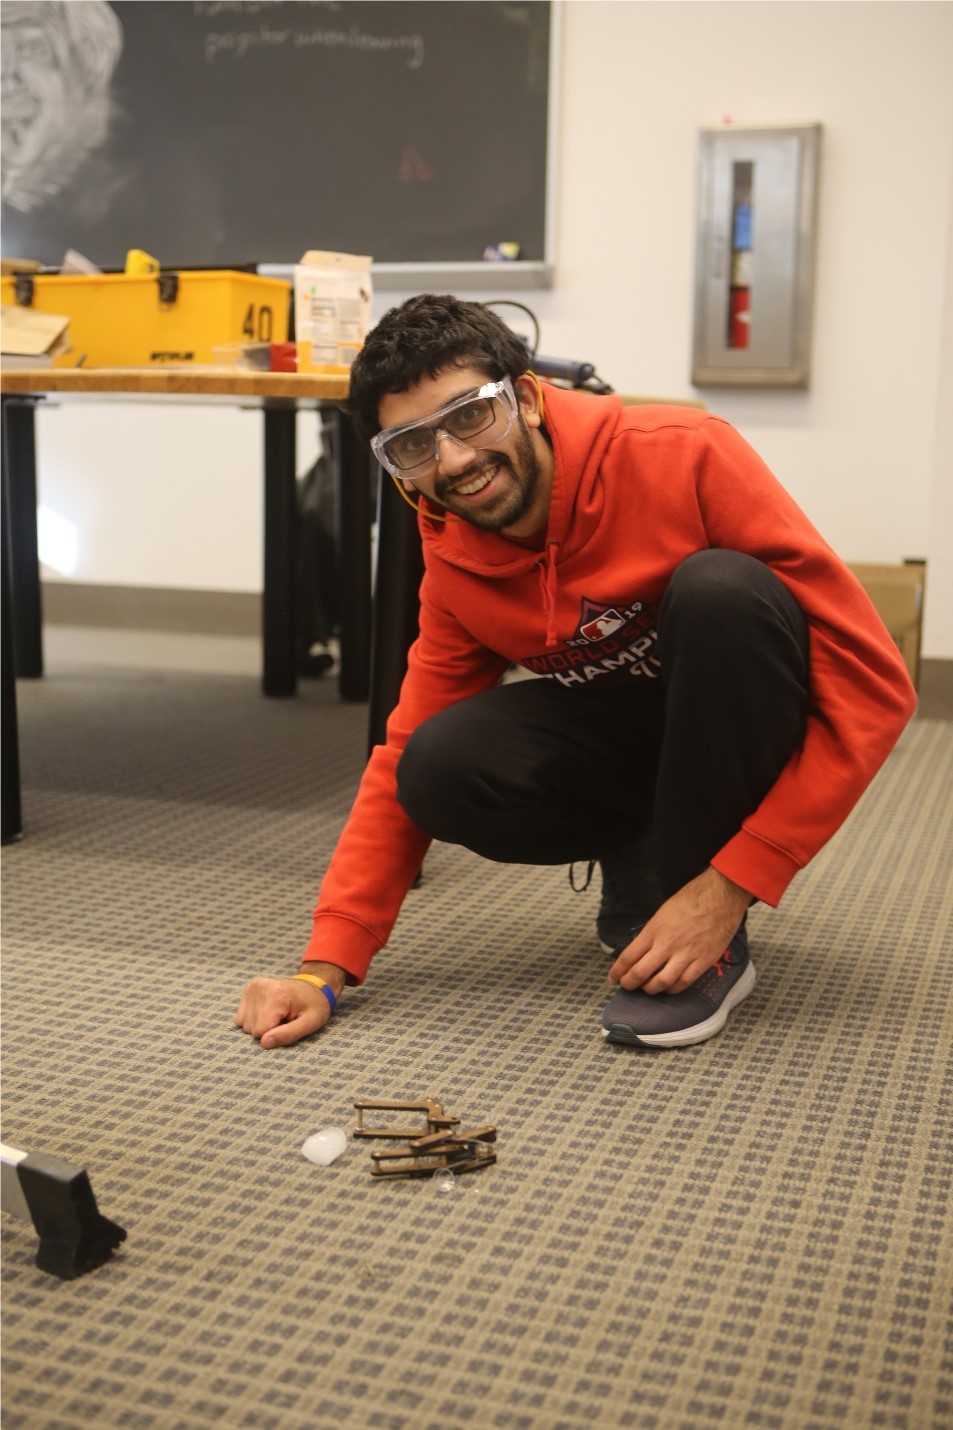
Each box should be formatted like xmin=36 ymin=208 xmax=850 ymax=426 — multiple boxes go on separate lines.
xmin=601 ymin=925 xmax=755 ymax=1048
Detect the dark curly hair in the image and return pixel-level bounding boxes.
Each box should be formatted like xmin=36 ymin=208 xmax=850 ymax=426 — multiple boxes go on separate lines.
xmin=346 ymin=294 xmax=530 ymax=441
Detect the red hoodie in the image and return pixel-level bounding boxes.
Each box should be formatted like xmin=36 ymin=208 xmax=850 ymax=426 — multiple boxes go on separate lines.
xmin=303 ymin=384 xmax=917 ymax=983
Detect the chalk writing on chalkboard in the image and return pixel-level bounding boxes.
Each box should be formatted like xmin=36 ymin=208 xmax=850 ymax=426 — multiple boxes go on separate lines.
xmin=399 ymin=149 xmax=434 ymax=185
xmin=200 ymin=11 xmax=426 ymax=69
xmin=0 ymin=0 xmax=552 ymax=273
xmin=0 ymin=1 xmax=124 ymax=218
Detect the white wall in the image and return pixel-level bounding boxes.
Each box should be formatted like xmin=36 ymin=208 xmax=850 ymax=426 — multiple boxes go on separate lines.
xmin=928 ymin=135 xmax=953 ymax=661
xmin=36 ymin=1 xmax=953 ymax=654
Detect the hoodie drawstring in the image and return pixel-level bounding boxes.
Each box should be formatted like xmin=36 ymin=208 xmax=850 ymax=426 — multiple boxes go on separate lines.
xmin=537 ymin=540 xmax=560 ymax=649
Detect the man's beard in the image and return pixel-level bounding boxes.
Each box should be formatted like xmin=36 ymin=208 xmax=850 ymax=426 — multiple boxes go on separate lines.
xmin=426 ymin=416 xmax=542 ymax=532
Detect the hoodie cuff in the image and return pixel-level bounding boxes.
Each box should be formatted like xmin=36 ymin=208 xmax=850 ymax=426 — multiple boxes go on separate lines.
xmin=301 ymin=913 xmax=382 ymax=986
xmin=711 ymin=828 xmax=803 ymax=909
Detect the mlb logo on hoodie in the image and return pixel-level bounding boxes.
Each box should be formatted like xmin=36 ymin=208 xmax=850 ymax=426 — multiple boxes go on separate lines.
xmin=579 ymin=607 xmax=625 ymax=642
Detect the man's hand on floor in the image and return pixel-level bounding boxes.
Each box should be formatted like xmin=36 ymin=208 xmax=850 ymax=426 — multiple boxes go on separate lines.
xmin=607 ymin=866 xmax=751 ymax=995
xmin=235 ymin=963 xmax=346 ymax=1048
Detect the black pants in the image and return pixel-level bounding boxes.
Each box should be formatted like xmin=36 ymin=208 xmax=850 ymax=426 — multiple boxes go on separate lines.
xmin=397 ymin=551 xmax=810 ymax=899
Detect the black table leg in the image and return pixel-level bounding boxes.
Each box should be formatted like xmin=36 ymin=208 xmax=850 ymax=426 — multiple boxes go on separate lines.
xmin=3 ymin=396 xmax=43 ymax=679
xmin=367 ymin=467 xmax=423 ymax=756
xmin=335 ymin=411 xmax=372 ymax=703
xmin=262 ymin=402 xmax=297 ymax=697
xmin=1 ymin=405 xmax=23 ymax=843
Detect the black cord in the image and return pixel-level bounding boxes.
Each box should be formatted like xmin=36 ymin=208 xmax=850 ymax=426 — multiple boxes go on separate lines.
xmin=580 ymin=373 xmax=615 ymax=395
xmin=485 ymin=299 xmax=541 ymax=361
xmin=486 ymin=300 xmax=614 ymax=393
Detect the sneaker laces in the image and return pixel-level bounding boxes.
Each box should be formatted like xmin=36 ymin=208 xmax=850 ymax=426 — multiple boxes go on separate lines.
xmin=718 ymin=935 xmax=747 ymax=972
xmin=569 ymin=859 xmax=597 ymax=894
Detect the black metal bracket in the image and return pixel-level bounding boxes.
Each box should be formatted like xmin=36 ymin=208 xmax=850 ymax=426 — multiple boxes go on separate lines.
xmin=157 ymin=272 xmax=179 ymax=305
xmin=3 ymin=1148 xmax=127 ymax=1280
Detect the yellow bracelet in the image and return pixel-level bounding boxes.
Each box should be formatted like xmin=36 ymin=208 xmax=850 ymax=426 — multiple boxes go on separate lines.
xmin=292 ymin=973 xmax=337 ymax=1013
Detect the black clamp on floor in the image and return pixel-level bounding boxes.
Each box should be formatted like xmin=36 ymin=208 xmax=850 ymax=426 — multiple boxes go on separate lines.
xmin=2 ymin=1144 xmax=127 ymax=1279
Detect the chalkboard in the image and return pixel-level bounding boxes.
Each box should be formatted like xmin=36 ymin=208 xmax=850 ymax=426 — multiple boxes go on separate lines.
xmin=0 ymin=1 xmax=553 ymax=276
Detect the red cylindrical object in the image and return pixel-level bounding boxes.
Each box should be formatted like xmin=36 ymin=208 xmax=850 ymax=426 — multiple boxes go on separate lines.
xmin=730 ymin=289 xmax=751 ymax=350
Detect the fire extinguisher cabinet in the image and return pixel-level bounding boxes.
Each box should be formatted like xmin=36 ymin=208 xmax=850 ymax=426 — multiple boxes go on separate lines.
xmin=691 ymin=122 xmax=821 ymax=388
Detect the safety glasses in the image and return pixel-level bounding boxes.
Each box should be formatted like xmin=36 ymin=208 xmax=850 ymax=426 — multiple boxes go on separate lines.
xmin=370 ymin=377 xmax=518 ymax=477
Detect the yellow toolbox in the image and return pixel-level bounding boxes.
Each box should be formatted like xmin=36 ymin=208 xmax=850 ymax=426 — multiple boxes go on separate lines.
xmin=0 ymin=269 xmax=291 ymax=367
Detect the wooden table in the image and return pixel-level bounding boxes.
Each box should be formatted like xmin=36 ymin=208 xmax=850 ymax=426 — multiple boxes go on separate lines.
xmin=1 ymin=367 xmax=420 ymax=842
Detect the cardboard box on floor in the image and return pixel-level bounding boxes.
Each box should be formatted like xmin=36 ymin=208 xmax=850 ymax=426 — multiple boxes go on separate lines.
xmin=849 ymin=560 xmax=925 ymax=688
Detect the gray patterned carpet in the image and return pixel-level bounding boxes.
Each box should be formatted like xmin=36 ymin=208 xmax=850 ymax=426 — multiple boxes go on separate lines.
xmin=2 ymin=658 xmax=952 ymax=1430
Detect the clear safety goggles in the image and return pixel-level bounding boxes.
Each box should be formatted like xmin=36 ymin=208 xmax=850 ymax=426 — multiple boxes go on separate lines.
xmin=370 ymin=377 xmax=518 ymax=478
